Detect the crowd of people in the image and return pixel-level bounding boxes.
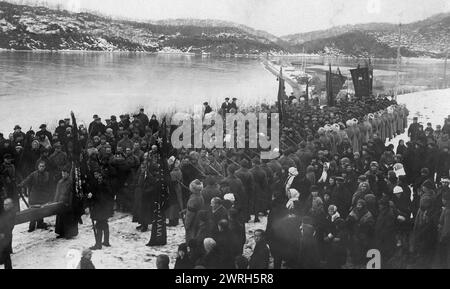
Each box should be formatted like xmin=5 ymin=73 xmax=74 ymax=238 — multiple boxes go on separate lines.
xmin=1 ymin=94 xmax=450 ymax=269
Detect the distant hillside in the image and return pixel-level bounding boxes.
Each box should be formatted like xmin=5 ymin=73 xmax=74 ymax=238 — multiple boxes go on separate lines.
xmin=300 ymin=30 xmax=418 ymax=58
xmin=282 ymin=13 xmax=450 ymax=58
xmin=0 ymin=1 xmax=286 ymax=54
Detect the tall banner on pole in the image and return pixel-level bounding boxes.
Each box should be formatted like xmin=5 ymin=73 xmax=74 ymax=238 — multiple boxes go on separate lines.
xmin=326 ymin=65 xmax=347 ymax=106
xmin=350 ymin=66 xmax=371 ymax=99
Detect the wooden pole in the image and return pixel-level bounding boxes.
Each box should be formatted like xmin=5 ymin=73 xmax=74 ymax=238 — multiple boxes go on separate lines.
xmin=444 ymin=50 xmax=448 ymax=89
xmin=395 ymin=23 xmax=401 ymax=100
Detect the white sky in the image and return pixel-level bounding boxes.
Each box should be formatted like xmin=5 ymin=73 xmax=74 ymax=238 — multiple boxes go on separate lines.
xmin=12 ymin=0 xmax=450 ymax=36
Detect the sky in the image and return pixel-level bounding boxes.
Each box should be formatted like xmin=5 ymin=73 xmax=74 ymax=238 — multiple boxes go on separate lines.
xmin=10 ymin=0 xmax=450 ymax=36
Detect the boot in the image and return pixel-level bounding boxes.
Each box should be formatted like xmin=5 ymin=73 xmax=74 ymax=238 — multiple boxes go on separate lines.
xmin=140 ymin=225 xmax=148 ymax=232
xmin=28 ymin=221 xmax=36 ymax=233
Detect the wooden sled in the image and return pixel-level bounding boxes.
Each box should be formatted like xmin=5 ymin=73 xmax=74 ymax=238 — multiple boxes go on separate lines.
xmin=15 ymin=202 xmax=67 ymax=225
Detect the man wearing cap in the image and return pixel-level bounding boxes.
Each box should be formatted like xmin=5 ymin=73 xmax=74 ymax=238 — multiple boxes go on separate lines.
xmin=0 ymin=154 xmax=19 ymax=210
xmin=88 ymin=115 xmax=99 ymax=136
xmin=230 ymin=98 xmax=238 ymax=112
xmin=408 ymin=117 xmax=420 ymax=142
xmin=19 ymin=161 xmax=51 ymax=232
xmin=107 ymin=115 xmax=119 ymax=137
xmin=220 ymin=98 xmax=231 ymax=116
xmin=48 ymin=142 xmax=69 ymax=179
xmin=54 ymin=120 xmax=67 ymax=143
xmin=203 ymin=102 xmax=212 ymax=116
xmin=134 ymin=108 xmax=149 ymax=128
xmin=12 ymin=125 xmax=25 ymax=145
xmin=89 ymin=116 xmax=106 ymax=138
xmin=36 ymin=124 xmax=53 ymax=145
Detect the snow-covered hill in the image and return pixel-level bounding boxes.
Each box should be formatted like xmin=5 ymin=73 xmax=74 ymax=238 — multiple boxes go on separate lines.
xmin=0 ymin=1 xmax=285 ymax=55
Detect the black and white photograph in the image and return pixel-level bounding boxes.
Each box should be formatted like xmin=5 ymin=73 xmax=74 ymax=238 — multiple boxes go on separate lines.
xmin=0 ymin=0 xmax=449 ymax=274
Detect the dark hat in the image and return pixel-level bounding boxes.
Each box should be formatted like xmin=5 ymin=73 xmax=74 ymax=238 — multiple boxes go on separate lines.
xmin=64 ymin=118 xmax=70 ymax=121
xmin=203 ymin=102 xmax=209 ymax=105
xmin=413 ymin=117 xmax=418 ymax=120
xmin=14 ymin=125 xmax=21 ymax=130
xmin=111 ymin=115 xmax=117 ymax=120
xmin=93 ymin=114 xmax=99 ymax=119
xmin=232 ymin=98 xmax=237 ymax=101
xmin=39 ymin=124 xmax=47 ymax=129
xmin=140 ymin=108 xmax=144 ymax=111
xmin=225 ymin=97 xmax=230 ymax=100
xmin=58 ymin=120 xmax=65 ymax=124
xmin=54 ymin=142 xmax=62 ymax=148
xmin=3 ymin=153 xmax=13 ymax=160
xmin=239 ymin=159 xmax=250 ymax=169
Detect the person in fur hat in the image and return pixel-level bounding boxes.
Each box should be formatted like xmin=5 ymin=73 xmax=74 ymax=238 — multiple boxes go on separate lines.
xmin=185 ymin=179 xmax=205 ymax=242
xmin=347 ymin=199 xmax=375 ymax=266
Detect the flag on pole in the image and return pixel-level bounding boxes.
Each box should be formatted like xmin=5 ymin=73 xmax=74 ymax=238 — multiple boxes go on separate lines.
xmin=350 ymin=65 xmax=371 ymax=99
xmin=147 ymin=116 xmax=170 ymax=246
xmin=326 ymin=64 xmax=347 ymax=106
xmin=277 ymin=68 xmax=286 ymax=127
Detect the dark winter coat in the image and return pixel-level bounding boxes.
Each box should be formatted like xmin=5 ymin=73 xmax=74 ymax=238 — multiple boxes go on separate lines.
xmin=20 ymin=170 xmax=51 ymax=205
xmin=374 ymin=207 xmax=397 ymax=263
xmin=249 ymin=241 xmax=270 ymax=269
xmin=89 ymin=180 xmax=114 ymax=221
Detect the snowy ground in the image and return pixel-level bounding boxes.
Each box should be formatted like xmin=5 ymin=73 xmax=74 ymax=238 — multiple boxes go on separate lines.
xmin=385 ymin=88 xmax=450 ymax=150
xmin=11 ymin=211 xmax=266 ymax=269
xmin=9 ymin=88 xmax=450 ymax=269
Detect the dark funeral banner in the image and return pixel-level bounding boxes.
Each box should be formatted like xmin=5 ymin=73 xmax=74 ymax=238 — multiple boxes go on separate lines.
xmin=350 ymin=66 xmax=371 ymax=99
xmin=326 ymin=68 xmax=347 ymax=106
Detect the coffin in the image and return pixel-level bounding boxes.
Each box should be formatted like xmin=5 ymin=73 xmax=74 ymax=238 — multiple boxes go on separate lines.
xmin=15 ymin=202 xmax=67 ymax=225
